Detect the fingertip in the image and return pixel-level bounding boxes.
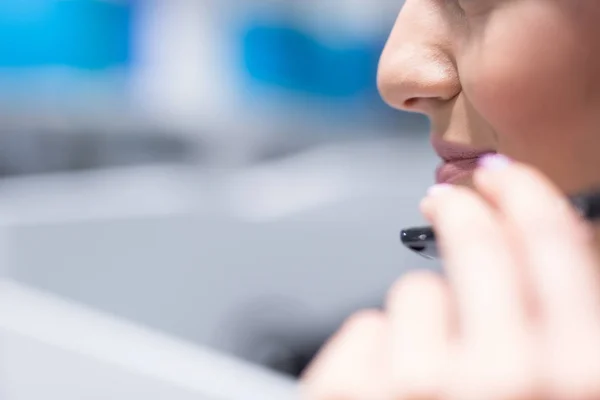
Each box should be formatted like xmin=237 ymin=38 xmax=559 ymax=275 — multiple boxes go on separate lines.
xmin=427 ymin=184 xmax=454 ymax=197
xmin=419 ymin=196 xmax=436 ymax=222
xmin=474 ymin=158 xmax=580 ymax=225
xmin=478 ymin=153 xmax=512 ymax=170
xmin=419 ymin=195 xmax=431 ymax=213
xmin=301 ymin=308 xmax=391 ymax=400
xmin=475 ymin=157 xmax=561 ymax=198
xmin=473 ymin=155 xmax=512 ymax=186
xmin=473 ymin=158 xmax=528 ymax=206
xmin=472 ymin=166 xmax=499 ymax=200
xmin=421 ymin=184 xmax=456 ymax=219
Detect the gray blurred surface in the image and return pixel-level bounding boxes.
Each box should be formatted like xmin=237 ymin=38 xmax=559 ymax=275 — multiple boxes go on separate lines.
xmin=0 ymin=0 xmax=436 ymax=389
xmin=0 ymin=136 xmax=440 ymax=362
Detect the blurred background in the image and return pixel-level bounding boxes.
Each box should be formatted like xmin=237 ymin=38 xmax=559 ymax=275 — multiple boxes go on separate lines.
xmin=0 ymin=0 xmax=440 ymax=381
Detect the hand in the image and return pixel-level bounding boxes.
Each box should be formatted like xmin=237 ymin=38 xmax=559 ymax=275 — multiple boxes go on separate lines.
xmin=301 ymin=158 xmax=600 ymax=400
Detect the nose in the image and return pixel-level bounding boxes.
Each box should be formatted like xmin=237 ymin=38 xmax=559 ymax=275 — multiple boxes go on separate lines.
xmin=377 ymin=0 xmax=460 ymax=114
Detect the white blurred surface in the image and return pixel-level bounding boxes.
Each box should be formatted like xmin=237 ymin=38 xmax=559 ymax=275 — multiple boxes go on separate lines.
xmin=0 ymin=279 xmax=297 ymax=400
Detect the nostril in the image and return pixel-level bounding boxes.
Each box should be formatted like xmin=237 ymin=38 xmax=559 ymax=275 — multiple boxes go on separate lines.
xmin=403 ymin=97 xmax=419 ymax=109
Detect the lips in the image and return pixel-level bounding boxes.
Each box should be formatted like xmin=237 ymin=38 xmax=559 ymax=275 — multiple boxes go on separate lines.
xmin=431 ymin=136 xmax=496 ymax=184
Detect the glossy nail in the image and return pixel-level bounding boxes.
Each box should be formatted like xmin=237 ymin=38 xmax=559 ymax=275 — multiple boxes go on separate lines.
xmin=478 ymin=153 xmax=512 ymax=170
xmin=427 ymin=184 xmax=453 ymax=197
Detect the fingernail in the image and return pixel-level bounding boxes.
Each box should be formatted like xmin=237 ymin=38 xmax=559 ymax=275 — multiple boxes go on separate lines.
xmin=478 ymin=153 xmax=512 ymax=170
xmin=427 ymin=184 xmax=452 ymax=196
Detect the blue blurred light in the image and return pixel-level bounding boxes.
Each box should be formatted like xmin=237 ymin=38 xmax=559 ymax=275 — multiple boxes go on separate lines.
xmin=0 ymin=0 xmax=132 ymax=70
xmin=240 ymin=21 xmax=385 ymax=99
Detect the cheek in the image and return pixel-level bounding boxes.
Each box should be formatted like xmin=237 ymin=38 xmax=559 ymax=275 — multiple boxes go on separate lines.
xmin=459 ymin=6 xmax=590 ymax=150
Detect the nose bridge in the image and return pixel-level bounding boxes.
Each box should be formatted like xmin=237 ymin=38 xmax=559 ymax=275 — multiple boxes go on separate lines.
xmin=378 ymin=0 xmax=459 ymax=111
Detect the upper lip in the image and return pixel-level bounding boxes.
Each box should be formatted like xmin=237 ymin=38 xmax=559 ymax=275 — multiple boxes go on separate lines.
xmin=430 ymin=136 xmax=495 ymax=162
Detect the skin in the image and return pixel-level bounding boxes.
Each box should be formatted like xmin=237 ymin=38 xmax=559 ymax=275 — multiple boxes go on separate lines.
xmin=301 ymin=1 xmax=600 ymax=399
xmin=378 ymin=0 xmax=600 ymax=192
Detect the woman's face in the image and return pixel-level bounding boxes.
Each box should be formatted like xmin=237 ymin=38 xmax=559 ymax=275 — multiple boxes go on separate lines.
xmin=378 ymin=0 xmax=600 ymax=193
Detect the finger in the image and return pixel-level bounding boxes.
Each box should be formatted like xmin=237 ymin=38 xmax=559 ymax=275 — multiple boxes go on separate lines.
xmin=300 ymin=310 xmax=391 ymax=400
xmin=446 ymin=341 xmax=541 ymax=400
xmin=422 ymin=187 xmax=539 ymax=400
xmin=473 ymin=157 xmax=600 ymax=331
xmin=542 ymin=339 xmax=600 ymax=400
xmin=420 ymin=185 xmax=529 ymax=345
xmin=386 ymin=270 xmax=451 ymax=400
xmin=474 ymin=157 xmax=600 ymax=400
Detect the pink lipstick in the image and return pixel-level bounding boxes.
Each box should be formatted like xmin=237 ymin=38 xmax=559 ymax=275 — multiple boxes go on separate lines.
xmin=430 ymin=136 xmax=496 ymax=184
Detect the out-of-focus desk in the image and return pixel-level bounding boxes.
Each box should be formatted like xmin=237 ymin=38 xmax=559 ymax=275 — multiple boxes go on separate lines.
xmin=0 ymin=137 xmax=438 ymax=368
xmin=0 ymin=280 xmax=297 ymax=400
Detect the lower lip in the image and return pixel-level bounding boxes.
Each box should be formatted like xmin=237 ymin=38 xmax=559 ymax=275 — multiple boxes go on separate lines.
xmin=435 ymin=158 xmax=481 ymax=184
